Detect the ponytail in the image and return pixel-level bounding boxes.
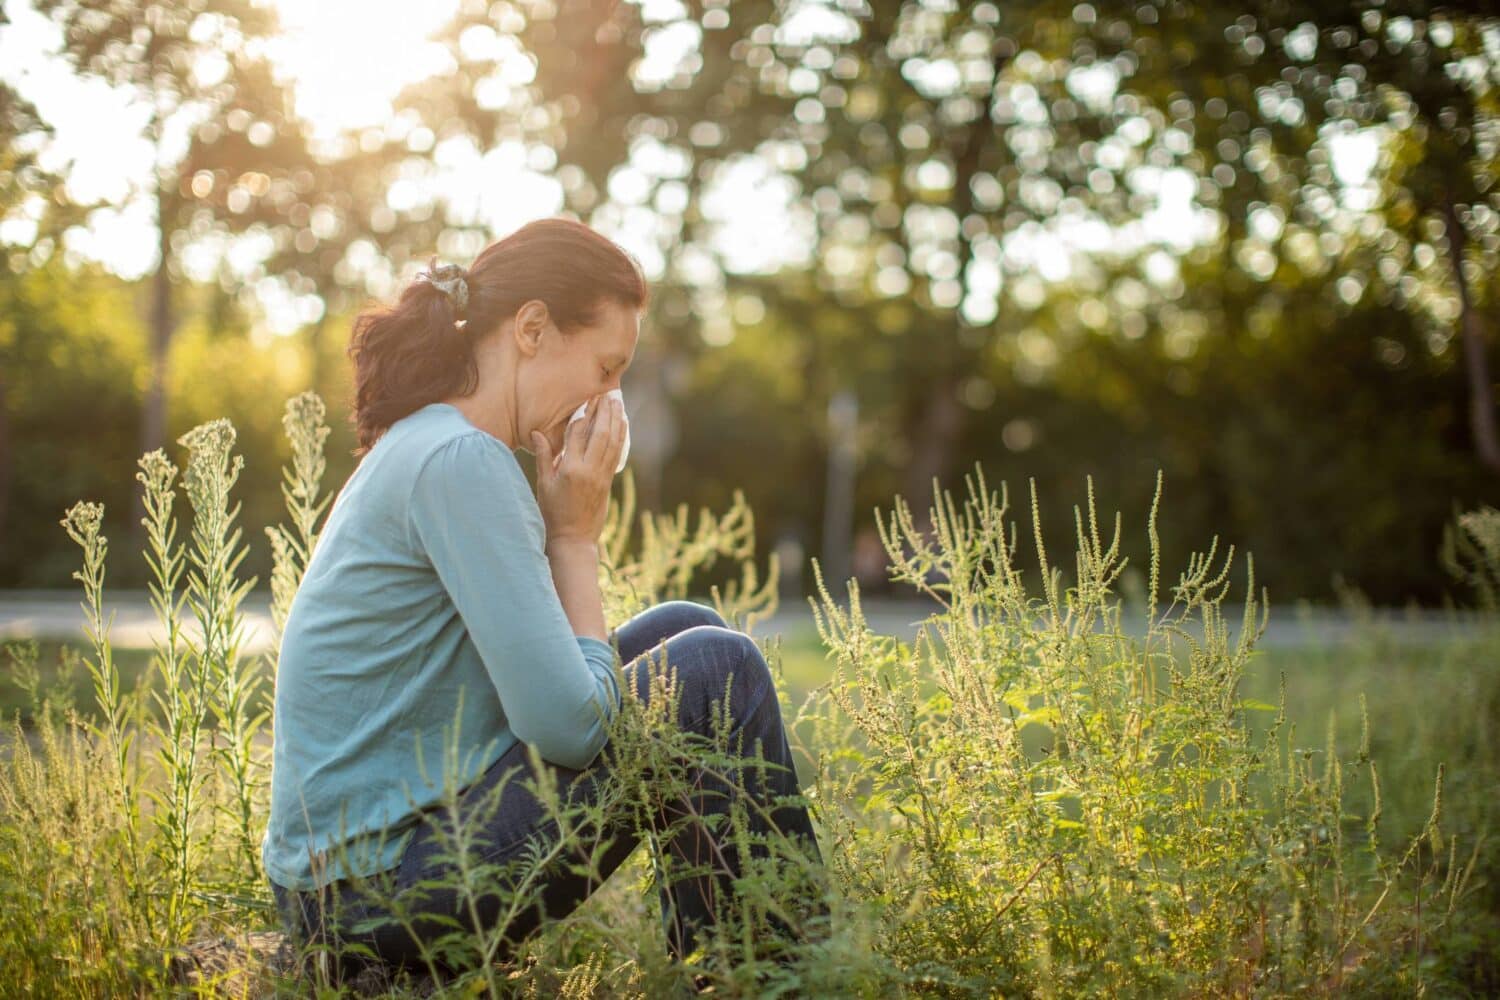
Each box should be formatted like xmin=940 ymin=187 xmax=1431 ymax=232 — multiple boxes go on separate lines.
xmin=348 ymin=276 xmax=477 ymax=455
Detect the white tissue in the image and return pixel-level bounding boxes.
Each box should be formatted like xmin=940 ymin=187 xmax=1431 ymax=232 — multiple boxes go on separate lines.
xmin=560 ymin=387 xmax=629 ymax=473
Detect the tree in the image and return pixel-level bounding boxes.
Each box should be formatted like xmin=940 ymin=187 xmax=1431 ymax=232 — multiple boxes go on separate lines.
xmin=1112 ymin=1 xmax=1500 ymax=471
xmin=0 ymin=70 xmax=55 ymax=544
xmin=683 ymin=2 xmax=1181 ymax=527
xmin=34 ymin=0 xmax=306 ymax=533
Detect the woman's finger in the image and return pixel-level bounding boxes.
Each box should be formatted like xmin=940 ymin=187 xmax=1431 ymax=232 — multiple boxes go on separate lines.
xmin=606 ymin=397 xmax=626 ymax=471
xmin=564 ymin=394 xmax=598 ymax=465
xmin=530 ymin=430 xmax=553 ymax=486
xmin=583 ymin=393 xmax=616 ymax=466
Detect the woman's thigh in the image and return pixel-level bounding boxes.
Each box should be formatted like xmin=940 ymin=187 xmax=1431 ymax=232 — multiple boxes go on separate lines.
xmin=367 ymin=737 xmax=638 ymax=971
xmin=391 ymin=620 xmax=771 ymax=895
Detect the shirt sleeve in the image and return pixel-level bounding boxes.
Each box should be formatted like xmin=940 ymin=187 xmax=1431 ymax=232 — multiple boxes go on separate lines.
xmin=407 ymin=431 xmax=621 ymax=770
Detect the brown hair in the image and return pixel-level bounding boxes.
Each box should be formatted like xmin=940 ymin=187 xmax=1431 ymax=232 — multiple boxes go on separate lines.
xmin=347 ymin=217 xmax=649 ymax=454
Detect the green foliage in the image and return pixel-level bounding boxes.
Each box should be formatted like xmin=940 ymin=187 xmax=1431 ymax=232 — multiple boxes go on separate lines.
xmin=795 ymin=466 xmax=1488 ymax=995
xmin=0 ymin=399 xmax=1491 ymax=996
xmin=1441 ymin=503 xmax=1500 ymax=611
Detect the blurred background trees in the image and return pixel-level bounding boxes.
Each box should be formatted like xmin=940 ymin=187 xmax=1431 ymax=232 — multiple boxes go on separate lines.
xmin=1 ymin=0 xmax=1496 ymax=605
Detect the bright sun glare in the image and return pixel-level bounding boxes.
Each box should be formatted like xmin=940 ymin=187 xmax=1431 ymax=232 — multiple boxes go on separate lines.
xmin=267 ymin=0 xmax=462 ymax=138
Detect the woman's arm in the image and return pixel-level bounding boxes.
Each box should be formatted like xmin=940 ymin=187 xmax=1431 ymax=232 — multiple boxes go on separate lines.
xmin=545 ymin=538 xmax=607 ymax=643
xmin=407 ymin=432 xmax=620 ymax=770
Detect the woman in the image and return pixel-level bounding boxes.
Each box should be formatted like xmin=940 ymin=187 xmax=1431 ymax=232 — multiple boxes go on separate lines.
xmin=262 ymin=218 xmax=826 ymax=981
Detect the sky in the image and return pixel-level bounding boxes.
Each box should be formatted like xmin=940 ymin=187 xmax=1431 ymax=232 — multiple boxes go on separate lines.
xmin=0 ymin=0 xmax=1379 ymax=339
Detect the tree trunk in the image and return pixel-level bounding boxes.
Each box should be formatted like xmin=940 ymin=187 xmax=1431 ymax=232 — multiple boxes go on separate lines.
xmin=308 ymin=311 xmax=327 ymax=400
xmin=0 ymin=368 xmax=10 ymax=546
xmin=898 ymin=43 xmax=1008 ymax=534
xmin=821 ymin=388 xmax=859 ymax=592
xmin=134 ymin=191 xmax=175 ymax=543
xmin=1445 ymin=198 xmax=1500 ymax=472
xmin=902 ymin=370 xmax=966 ymax=533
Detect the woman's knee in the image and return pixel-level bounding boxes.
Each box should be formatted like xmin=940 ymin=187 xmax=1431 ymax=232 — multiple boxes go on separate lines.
xmin=670 ymin=625 xmax=773 ymax=700
xmin=612 ymin=602 xmax=730 ymax=665
xmin=630 ymin=623 xmax=772 ymax=710
xmin=655 ymin=600 xmax=728 ymax=634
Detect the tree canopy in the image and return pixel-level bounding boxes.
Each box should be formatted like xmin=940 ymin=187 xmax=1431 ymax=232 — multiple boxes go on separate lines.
xmin=1 ymin=0 xmax=1496 ymax=603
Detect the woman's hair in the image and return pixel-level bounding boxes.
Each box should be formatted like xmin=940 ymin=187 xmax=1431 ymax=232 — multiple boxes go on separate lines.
xmin=347 ymin=217 xmax=649 ymax=455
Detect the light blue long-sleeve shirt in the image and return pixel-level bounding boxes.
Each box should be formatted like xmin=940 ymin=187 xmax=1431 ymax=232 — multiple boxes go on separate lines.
xmin=262 ymin=402 xmax=622 ymax=892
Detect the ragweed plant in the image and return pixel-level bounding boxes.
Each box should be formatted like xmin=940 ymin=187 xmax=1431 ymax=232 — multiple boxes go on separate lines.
xmin=798 ymin=464 xmax=1477 ymax=997
xmin=264 ymin=391 xmax=333 ymax=641
xmin=59 ymin=499 xmax=154 ymax=940
xmin=136 ymin=445 xmax=203 ymax=946
xmin=0 ymin=670 xmax=159 ymax=993
xmin=177 ymin=419 xmax=265 ymax=893
xmin=1441 ymin=502 xmax=1500 ymax=611
xmin=0 ymin=413 xmax=272 ymax=993
xmin=598 ymin=469 xmax=780 ymax=637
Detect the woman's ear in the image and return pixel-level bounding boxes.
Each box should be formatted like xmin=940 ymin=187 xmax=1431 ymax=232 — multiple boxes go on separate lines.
xmin=513 ymin=300 xmax=551 ymax=358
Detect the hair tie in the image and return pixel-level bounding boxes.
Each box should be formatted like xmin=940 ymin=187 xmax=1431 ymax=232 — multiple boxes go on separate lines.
xmin=415 ymin=257 xmax=469 ymax=320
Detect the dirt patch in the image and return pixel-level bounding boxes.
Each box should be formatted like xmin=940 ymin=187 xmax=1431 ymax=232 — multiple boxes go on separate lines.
xmin=168 ymin=929 xmax=446 ymax=998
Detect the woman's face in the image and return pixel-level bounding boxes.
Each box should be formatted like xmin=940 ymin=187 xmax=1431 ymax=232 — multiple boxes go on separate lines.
xmin=520 ymin=298 xmax=640 ymax=457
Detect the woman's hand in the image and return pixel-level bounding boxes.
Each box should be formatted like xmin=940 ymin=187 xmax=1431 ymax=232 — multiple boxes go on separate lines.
xmin=529 ymin=393 xmax=626 ymax=546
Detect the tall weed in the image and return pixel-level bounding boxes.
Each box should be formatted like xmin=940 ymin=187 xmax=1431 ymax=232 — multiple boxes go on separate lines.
xmin=799 ymin=468 xmax=1480 ymax=996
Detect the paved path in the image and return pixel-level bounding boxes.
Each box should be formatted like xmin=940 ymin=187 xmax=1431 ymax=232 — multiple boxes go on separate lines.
xmin=0 ymin=590 xmax=280 ymax=653
xmin=0 ymin=589 xmax=1489 ymax=655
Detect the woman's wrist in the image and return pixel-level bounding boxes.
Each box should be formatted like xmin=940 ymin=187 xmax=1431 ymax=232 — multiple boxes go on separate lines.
xmin=545 ymin=535 xmax=599 ymax=557
xmin=544 ymin=537 xmax=607 ymax=642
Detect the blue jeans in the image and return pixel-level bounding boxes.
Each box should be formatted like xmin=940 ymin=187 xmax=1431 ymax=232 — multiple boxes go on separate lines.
xmin=270 ymin=601 xmax=826 ymax=978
